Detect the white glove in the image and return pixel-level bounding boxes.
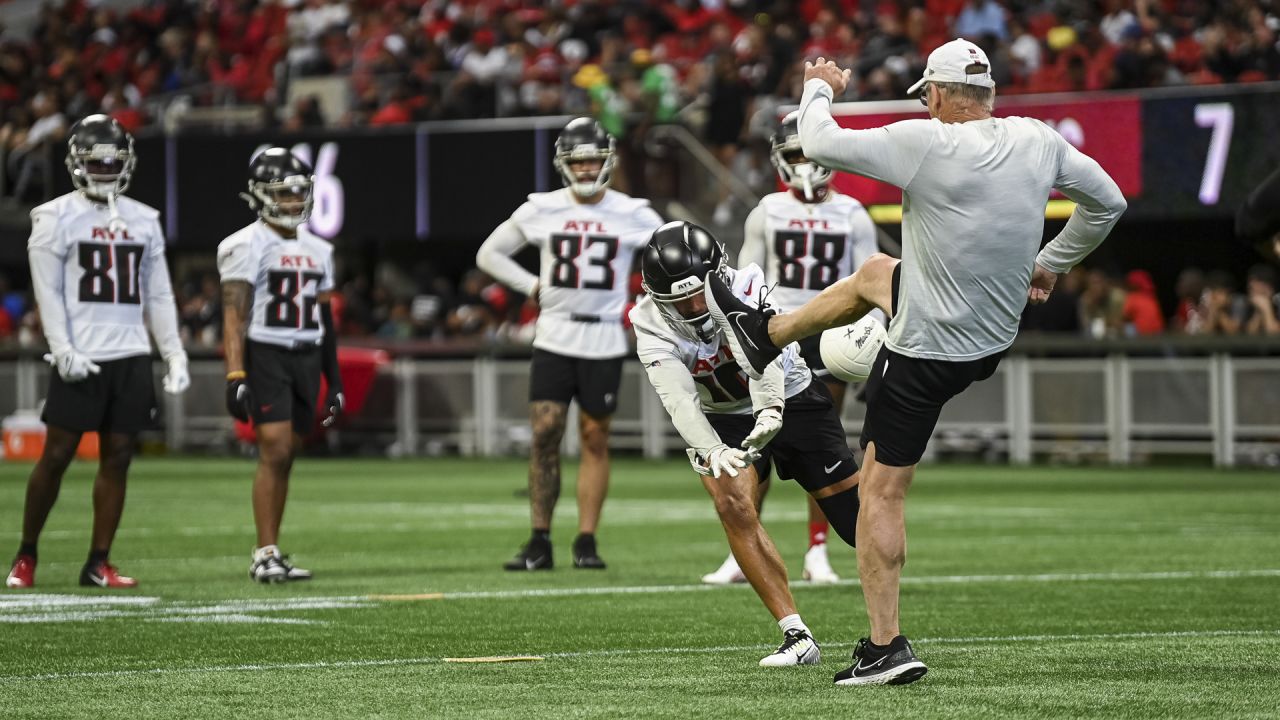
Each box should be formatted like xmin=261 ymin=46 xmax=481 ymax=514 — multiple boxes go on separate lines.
xmin=43 ymin=351 xmax=101 ymax=383
xmin=162 ymin=356 xmax=190 ymax=395
xmin=707 ymin=444 xmax=755 ymax=478
xmin=742 ymin=407 xmax=783 ymax=454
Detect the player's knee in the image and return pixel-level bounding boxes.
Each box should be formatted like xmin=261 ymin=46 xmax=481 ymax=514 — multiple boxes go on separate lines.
xmin=259 ymin=439 xmax=294 ymax=470
xmin=40 ymin=432 xmax=80 ymax=471
xmin=816 ymin=486 xmax=860 ymax=548
xmin=712 ymin=489 xmax=757 ymax=529
xmin=579 ymin=421 xmax=609 ymax=456
xmin=98 ymin=443 xmax=134 ymax=478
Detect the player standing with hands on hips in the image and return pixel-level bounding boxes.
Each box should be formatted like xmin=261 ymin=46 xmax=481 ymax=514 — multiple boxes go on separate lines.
xmin=478 ymin=118 xmax=663 ymax=571
xmin=7 ymin=115 xmax=189 ymax=589
xmin=705 ymin=40 xmax=1127 ymax=685
xmin=701 ymin=111 xmax=880 ymax=586
xmin=219 ymin=148 xmax=343 ymax=584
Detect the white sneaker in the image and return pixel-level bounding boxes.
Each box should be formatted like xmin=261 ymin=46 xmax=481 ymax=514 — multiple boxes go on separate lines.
xmin=701 ymin=553 xmax=747 ymax=585
xmin=759 ymin=629 xmax=821 ymax=667
xmin=249 ymin=545 xmax=287 ymax=584
xmin=802 ymin=543 xmax=840 ymax=584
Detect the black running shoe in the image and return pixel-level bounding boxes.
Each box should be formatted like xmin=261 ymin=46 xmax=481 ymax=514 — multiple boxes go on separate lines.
xmin=834 ymin=636 xmax=928 ymax=686
xmin=503 ymin=537 xmax=554 ymax=571
xmin=572 ymin=534 xmax=606 ymax=570
xmin=703 ymin=272 xmax=779 ymax=379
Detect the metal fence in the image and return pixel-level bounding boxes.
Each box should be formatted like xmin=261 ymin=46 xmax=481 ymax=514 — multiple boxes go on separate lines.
xmin=2 ymin=339 xmax=1277 ymax=467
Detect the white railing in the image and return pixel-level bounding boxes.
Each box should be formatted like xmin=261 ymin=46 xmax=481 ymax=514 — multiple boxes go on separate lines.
xmin=1 ymin=350 xmax=1276 ymax=467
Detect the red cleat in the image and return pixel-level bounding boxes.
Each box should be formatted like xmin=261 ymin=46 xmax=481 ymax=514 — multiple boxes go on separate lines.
xmin=6 ymin=555 xmax=35 ymax=588
xmin=80 ymin=562 xmax=138 ymax=589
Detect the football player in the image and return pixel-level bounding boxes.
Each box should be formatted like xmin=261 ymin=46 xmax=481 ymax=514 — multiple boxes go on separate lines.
xmin=7 ymin=115 xmax=189 ymax=590
xmin=631 ymin=221 xmax=862 ymax=666
xmin=704 ymin=112 xmax=880 ymax=587
xmin=218 ymin=148 xmax=342 ymax=584
xmin=477 ymin=117 xmax=663 ymax=571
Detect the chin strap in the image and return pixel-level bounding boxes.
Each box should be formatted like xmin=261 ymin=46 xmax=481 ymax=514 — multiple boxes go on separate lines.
xmin=104 ymin=192 xmax=128 ymax=233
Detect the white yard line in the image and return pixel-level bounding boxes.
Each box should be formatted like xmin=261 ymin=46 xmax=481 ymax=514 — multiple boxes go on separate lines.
xmin=2 ymin=628 xmax=1276 ymax=683
xmin=429 ymin=568 xmax=1280 ymax=600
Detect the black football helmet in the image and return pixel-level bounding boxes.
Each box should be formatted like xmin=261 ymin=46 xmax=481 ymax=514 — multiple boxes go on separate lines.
xmin=771 ymin=110 xmax=831 ymax=201
xmin=242 ymin=147 xmax=314 ymax=229
xmin=553 ymin=117 xmax=616 ymax=199
xmin=641 ymin=221 xmax=726 ymax=343
xmin=65 ymin=114 xmax=135 ymax=199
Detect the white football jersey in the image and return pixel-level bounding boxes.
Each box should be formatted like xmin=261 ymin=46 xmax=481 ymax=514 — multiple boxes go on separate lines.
xmin=631 ymin=264 xmax=812 ymax=416
xmin=28 ymin=192 xmax=174 ymax=361
xmin=216 ymin=221 xmax=335 ymax=348
xmin=741 ymin=191 xmax=878 ymax=312
xmin=498 ymin=188 xmax=663 ymax=359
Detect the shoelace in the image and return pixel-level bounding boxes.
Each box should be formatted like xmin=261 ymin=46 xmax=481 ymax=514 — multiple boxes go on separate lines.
xmin=755 ymin=282 xmax=777 ymax=315
xmin=777 ymin=629 xmax=811 ymax=652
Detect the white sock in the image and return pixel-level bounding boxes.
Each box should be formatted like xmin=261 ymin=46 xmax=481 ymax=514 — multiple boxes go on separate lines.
xmin=254 ymin=545 xmax=279 ymax=561
xmin=778 ymin=614 xmax=808 ymax=635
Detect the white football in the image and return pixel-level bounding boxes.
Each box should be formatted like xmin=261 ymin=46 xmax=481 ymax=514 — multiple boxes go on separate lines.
xmin=819 ymin=317 xmax=887 ymax=383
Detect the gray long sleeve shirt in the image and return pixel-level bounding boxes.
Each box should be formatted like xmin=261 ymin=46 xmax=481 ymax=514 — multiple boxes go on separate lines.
xmin=798 ymin=79 xmax=1126 ymax=361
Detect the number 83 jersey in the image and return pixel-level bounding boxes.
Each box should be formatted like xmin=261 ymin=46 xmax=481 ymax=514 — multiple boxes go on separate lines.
xmin=216 ymin=221 xmax=335 ymax=348
xmin=510 ymin=188 xmax=663 ymax=358
xmin=740 ymin=191 xmax=878 ymax=313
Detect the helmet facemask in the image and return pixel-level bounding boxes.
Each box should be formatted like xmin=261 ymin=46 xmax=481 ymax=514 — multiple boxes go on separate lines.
xmin=554 ymin=142 xmax=616 ymax=198
xmin=248 ymin=175 xmax=314 ymax=229
xmin=66 ymin=142 xmax=135 ymax=201
xmin=645 ymin=274 xmax=718 ymax=344
xmin=771 ymin=139 xmax=832 ymax=202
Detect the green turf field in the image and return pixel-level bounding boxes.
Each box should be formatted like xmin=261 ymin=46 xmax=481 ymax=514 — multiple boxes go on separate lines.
xmin=1 ymin=457 xmax=1278 ymax=718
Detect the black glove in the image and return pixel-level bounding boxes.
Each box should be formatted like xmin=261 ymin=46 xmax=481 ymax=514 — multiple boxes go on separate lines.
xmin=226 ymin=377 xmax=254 ymax=422
xmin=321 ymin=385 xmax=345 ymax=428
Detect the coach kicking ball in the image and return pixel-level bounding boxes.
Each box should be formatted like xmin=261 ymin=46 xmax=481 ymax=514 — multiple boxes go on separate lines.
xmin=706 ymin=39 xmax=1126 ymax=685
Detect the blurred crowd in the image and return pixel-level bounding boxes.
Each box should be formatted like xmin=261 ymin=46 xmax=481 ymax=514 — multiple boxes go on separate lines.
xmin=1021 ymin=263 xmax=1280 ymax=338
xmin=2 ymin=0 xmax=1278 ymax=169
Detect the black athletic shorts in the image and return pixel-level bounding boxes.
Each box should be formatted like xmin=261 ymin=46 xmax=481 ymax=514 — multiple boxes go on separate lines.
xmin=246 ymin=340 xmax=322 ymax=434
xmin=859 ymin=263 xmax=1004 ymax=467
xmin=529 ymin=348 xmax=623 ymax=417
xmin=709 ymin=381 xmax=858 ymax=493
xmin=43 ymin=354 xmax=157 ymax=435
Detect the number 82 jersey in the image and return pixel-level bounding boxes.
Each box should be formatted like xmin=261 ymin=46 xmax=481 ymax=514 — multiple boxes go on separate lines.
xmin=216 ymin=221 xmax=335 ymax=348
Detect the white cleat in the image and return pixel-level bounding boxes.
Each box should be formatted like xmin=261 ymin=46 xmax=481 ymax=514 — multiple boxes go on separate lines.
xmin=701 ymin=553 xmax=747 ymax=585
xmin=759 ymin=629 xmax=821 ymax=667
xmin=249 ymin=545 xmax=288 ymax=584
xmin=802 ymin=543 xmax=840 ymax=584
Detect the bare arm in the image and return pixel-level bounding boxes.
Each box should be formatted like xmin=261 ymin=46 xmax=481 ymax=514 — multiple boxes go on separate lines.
xmin=221 ymin=281 xmax=252 ymax=375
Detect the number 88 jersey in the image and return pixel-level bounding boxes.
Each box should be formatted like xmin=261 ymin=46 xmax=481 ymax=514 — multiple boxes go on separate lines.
xmin=741 ymin=191 xmax=878 ymax=313
xmin=216 ymin=221 xmax=335 ymax=348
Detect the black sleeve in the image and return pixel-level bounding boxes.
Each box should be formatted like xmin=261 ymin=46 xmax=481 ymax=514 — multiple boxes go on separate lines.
xmin=319 ymin=302 xmax=342 ymax=389
xmin=1237 ymin=166 xmax=1280 ymax=241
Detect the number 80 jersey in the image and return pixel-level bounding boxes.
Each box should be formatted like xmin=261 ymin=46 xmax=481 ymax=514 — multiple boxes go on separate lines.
xmin=216 ymin=221 xmax=335 ymax=348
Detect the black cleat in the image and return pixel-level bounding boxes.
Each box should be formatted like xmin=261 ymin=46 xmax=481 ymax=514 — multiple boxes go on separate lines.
xmin=503 ymin=537 xmax=554 ymax=571
xmin=834 ymin=635 xmax=928 ymax=686
xmin=572 ymin=534 xmax=607 ymax=569
xmin=703 ymin=272 xmax=779 ymax=379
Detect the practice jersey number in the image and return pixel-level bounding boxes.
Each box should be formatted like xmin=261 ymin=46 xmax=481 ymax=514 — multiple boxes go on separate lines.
xmin=774 ymin=231 xmax=846 ymax=291
xmin=692 ymin=363 xmax=751 ymax=403
xmin=549 ymin=234 xmax=619 ymax=290
xmin=78 ymin=242 xmax=143 ymax=304
xmin=265 ymin=270 xmax=324 ymax=329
